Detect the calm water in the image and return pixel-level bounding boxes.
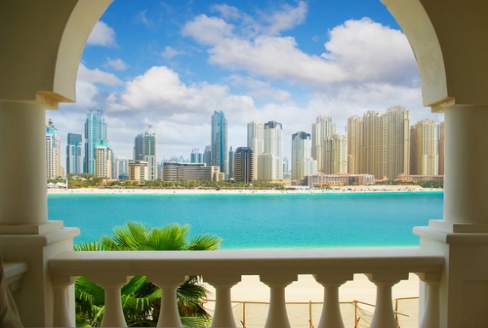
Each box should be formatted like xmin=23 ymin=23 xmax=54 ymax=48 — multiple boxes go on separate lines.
xmin=48 ymin=192 xmax=444 ymax=249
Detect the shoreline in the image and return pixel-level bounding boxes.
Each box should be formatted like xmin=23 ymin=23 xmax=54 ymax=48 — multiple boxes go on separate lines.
xmin=48 ymin=185 xmax=442 ymax=195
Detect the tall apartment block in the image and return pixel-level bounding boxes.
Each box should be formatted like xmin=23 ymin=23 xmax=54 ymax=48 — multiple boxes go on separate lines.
xmin=247 ymin=121 xmax=264 ymax=180
xmin=347 ymin=116 xmax=362 ymax=174
xmin=228 ymin=146 xmax=235 ymax=179
xmin=385 ymin=106 xmax=410 ymax=179
xmin=116 ymin=157 xmax=129 ymax=179
xmin=203 ymin=145 xmax=212 ymax=167
xmin=84 ymin=109 xmax=107 ymax=175
xmin=291 ymin=132 xmax=316 ymax=180
xmin=323 ymin=134 xmax=348 ymax=174
xmin=46 ymin=117 xmax=62 ymax=179
xmin=211 ymin=110 xmax=228 ymax=178
xmin=66 ymin=133 xmax=82 ymax=174
xmin=133 ymin=125 xmax=157 ymax=180
xmin=312 ymin=115 xmax=335 ymax=172
xmin=234 ymin=147 xmax=254 ymax=183
xmin=439 ymin=122 xmax=445 ymax=175
xmin=410 ymin=119 xmax=439 ymax=175
xmin=260 ymin=121 xmax=283 ymax=181
xmin=191 ymin=149 xmax=203 ymax=163
xmin=362 ymin=110 xmax=387 ymax=179
xmin=94 ymin=140 xmax=112 ymax=178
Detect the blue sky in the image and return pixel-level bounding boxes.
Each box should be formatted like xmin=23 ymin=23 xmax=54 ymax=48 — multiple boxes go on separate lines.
xmin=50 ymin=0 xmax=443 ymax=162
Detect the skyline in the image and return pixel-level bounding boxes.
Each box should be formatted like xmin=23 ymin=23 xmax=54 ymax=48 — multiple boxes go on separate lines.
xmin=47 ymin=0 xmax=443 ymax=162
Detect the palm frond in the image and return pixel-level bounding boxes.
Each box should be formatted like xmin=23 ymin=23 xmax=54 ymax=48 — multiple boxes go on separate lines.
xmin=187 ymin=234 xmax=222 ymax=251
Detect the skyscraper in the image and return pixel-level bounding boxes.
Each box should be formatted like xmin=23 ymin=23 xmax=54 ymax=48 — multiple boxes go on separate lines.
xmin=410 ymin=119 xmax=439 ymax=175
xmin=116 ymin=157 xmax=129 ymax=179
xmin=94 ymin=140 xmax=112 ymax=178
xmin=323 ymin=134 xmax=348 ymax=174
xmin=66 ymin=133 xmax=82 ymax=174
xmin=191 ymin=149 xmax=203 ymax=163
xmin=234 ymin=147 xmax=254 ymax=183
xmin=228 ymin=146 xmax=235 ymax=179
xmin=46 ymin=117 xmax=61 ymax=179
xmin=439 ymin=122 xmax=445 ymax=175
xmin=362 ymin=110 xmax=387 ymax=179
xmin=262 ymin=121 xmax=283 ymax=180
xmin=247 ymin=121 xmax=264 ymax=180
xmin=133 ymin=125 xmax=157 ymax=180
xmin=347 ymin=116 xmax=363 ymax=174
xmin=211 ymin=110 xmax=228 ymax=178
xmin=84 ymin=109 xmax=107 ymax=174
xmin=312 ymin=115 xmax=336 ymax=172
xmin=291 ymin=132 xmax=316 ymax=180
xmin=385 ymin=106 xmax=410 ymax=179
xmin=203 ymin=145 xmax=212 ymax=167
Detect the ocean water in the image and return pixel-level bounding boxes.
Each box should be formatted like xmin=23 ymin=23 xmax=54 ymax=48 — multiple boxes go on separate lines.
xmin=48 ymin=192 xmax=444 ymax=249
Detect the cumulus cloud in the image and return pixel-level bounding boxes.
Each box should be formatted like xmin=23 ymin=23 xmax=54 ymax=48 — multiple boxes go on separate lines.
xmin=228 ymin=75 xmax=291 ymax=102
xmin=161 ymin=46 xmax=185 ymax=59
xmin=77 ymin=63 xmax=123 ymax=86
xmin=183 ymin=8 xmax=418 ymax=91
xmin=105 ymin=58 xmax=129 ymax=71
xmin=87 ymin=21 xmax=117 ymax=47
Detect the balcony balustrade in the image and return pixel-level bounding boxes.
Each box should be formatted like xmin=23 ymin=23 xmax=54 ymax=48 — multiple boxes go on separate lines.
xmin=48 ymin=248 xmax=443 ymax=328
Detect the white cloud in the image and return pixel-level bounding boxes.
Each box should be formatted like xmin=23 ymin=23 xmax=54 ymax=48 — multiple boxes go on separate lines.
xmin=183 ymin=12 xmax=418 ymax=91
xmin=105 ymin=58 xmax=129 ymax=71
xmin=161 ymin=46 xmax=185 ymax=59
xmin=77 ymin=63 xmax=123 ymax=86
xmin=136 ymin=10 xmax=154 ymax=29
xmin=87 ymin=21 xmax=116 ymax=47
xmin=259 ymin=1 xmax=307 ymax=35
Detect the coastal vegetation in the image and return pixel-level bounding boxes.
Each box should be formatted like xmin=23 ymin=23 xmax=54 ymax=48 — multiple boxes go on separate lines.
xmin=74 ymin=222 xmax=221 ymax=327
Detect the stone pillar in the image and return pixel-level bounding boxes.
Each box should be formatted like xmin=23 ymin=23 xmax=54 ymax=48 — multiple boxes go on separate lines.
xmin=204 ymin=274 xmax=241 ymax=328
xmin=0 ymin=101 xmax=79 ymax=327
xmin=260 ymin=273 xmax=297 ymax=328
xmin=414 ymin=105 xmax=488 ymax=328
xmin=0 ymin=101 xmax=47 ymax=226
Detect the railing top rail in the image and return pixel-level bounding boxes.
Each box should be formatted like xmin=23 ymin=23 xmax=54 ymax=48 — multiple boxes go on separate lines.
xmin=49 ymin=248 xmax=443 ymax=277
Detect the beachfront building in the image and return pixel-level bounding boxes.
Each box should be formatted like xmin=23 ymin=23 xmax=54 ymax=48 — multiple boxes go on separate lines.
xmin=133 ymin=126 xmax=157 ymax=180
xmin=323 ymin=134 xmax=348 ymax=174
xmin=257 ymin=153 xmax=276 ymax=181
xmin=66 ymin=133 xmax=82 ymax=174
xmin=439 ymin=121 xmax=445 ymax=175
xmin=116 ymin=157 xmax=129 ymax=179
xmin=211 ymin=110 xmax=228 ymax=178
xmin=347 ymin=115 xmax=363 ymax=174
xmin=45 ymin=117 xmax=62 ymax=179
xmin=263 ymin=121 xmax=283 ymax=180
xmin=3 ymin=2 xmax=488 ymax=327
xmin=128 ymin=160 xmax=149 ymax=181
xmin=386 ymin=106 xmax=410 ymax=179
xmin=306 ymin=172 xmax=375 ymax=187
xmin=203 ymin=145 xmax=212 ymax=167
xmin=190 ymin=149 xmax=203 ymax=163
xmin=312 ymin=115 xmax=335 ymax=172
xmin=234 ymin=147 xmax=254 ymax=183
xmin=228 ymin=146 xmax=235 ymax=179
xmin=396 ymin=174 xmax=444 ymax=183
xmin=83 ymin=109 xmax=107 ymax=175
xmin=163 ymin=162 xmax=221 ymax=182
xmin=291 ymin=131 xmax=316 ymax=180
xmin=93 ymin=140 xmax=112 ymax=178
xmin=247 ymin=121 xmax=264 ymax=180
xmin=410 ymin=119 xmax=439 ymax=175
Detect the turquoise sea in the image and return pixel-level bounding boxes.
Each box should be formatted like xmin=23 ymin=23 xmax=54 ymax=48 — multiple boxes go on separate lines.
xmin=48 ymin=192 xmax=444 ymax=249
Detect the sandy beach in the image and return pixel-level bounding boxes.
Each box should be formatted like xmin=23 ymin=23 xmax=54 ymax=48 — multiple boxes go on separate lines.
xmin=48 ymin=185 xmax=440 ymax=195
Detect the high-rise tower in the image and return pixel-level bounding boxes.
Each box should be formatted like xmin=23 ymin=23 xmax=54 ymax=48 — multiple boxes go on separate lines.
xmin=323 ymin=134 xmax=348 ymax=174
xmin=247 ymin=121 xmax=264 ymax=180
xmin=347 ymin=116 xmax=363 ymax=174
xmin=261 ymin=121 xmax=283 ymax=180
xmin=84 ymin=109 xmax=107 ymax=174
xmin=385 ymin=106 xmax=410 ymax=179
xmin=362 ymin=110 xmax=387 ymax=179
xmin=234 ymin=147 xmax=254 ymax=183
xmin=66 ymin=133 xmax=82 ymax=174
xmin=46 ymin=117 xmax=61 ymax=179
xmin=143 ymin=125 xmax=157 ymax=180
xmin=410 ymin=119 xmax=439 ymax=175
xmin=312 ymin=115 xmax=336 ymax=172
xmin=228 ymin=146 xmax=235 ymax=179
xmin=191 ymin=149 xmax=203 ymax=163
xmin=291 ymin=132 xmax=316 ymax=180
xmin=211 ymin=110 xmax=228 ymax=178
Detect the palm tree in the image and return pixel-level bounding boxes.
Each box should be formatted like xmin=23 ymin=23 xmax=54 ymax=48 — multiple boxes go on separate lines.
xmin=74 ymin=222 xmax=222 ymax=327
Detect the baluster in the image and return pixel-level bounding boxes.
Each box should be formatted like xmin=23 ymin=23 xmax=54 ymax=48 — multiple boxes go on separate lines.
xmin=204 ymin=274 xmax=241 ymax=328
xmin=147 ymin=274 xmax=186 ymax=328
xmin=366 ymin=272 xmax=408 ymax=328
xmin=92 ymin=275 xmax=130 ymax=327
xmin=314 ymin=273 xmax=353 ymax=328
xmin=260 ymin=273 xmax=297 ymax=328
xmin=52 ymin=275 xmax=77 ymax=327
xmin=417 ymin=272 xmax=440 ymax=328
